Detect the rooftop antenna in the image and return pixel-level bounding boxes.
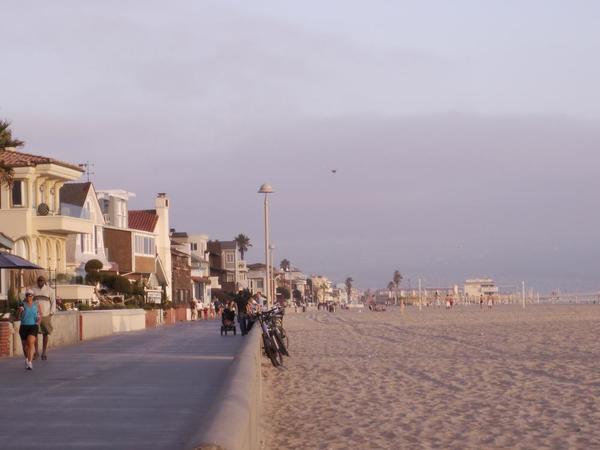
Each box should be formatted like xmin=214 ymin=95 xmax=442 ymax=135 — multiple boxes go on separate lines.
xmin=78 ymin=161 xmax=95 ymax=182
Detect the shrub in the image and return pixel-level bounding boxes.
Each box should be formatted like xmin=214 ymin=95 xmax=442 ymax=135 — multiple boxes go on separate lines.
xmin=113 ymin=276 xmax=132 ymax=295
xmin=100 ymin=273 xmax=116 ymax=290
xmin=131 ymin=280 xmax=145 ymax=297
xmin=276 ymin=286 xmax=291 ymax=300
xmin=97 ymin=303 xmax=124 ymax=310
xmin=84 ymin=259 xmax=103 ymax=273
xmin=85 ymin=272 xmax=101 ymax=285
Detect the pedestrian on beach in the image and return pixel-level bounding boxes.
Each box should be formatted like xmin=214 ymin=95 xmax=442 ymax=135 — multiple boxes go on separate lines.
xmin=479 ymin=295 xmax=484 ymax=309
xmin=487 ymin=295 xmax=493 ymax=310
xmin=29 ymin=275 xmax=55 ymax=361
xmin=17 ymin=289 xmax=41 ymax=370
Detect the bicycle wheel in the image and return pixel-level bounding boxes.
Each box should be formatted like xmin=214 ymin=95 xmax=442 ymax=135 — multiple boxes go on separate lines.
xmin=273 ymin=329 xmax=290 ymax=357
xmin=278 ymin=326 xmax=290 ymax=352
xmin=269 ymin=334 xmax=284 ymax=366
xmin=262 ymin=334 xmax=281 ymax=367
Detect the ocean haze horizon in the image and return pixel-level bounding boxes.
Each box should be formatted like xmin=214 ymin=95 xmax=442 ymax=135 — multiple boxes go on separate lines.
xmin=1 ymin=1 xmax=599 ymax=293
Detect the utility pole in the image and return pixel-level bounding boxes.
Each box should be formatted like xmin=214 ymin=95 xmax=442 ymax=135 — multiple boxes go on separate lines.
xmin=522 ymin=281 xmax=526 ymax=308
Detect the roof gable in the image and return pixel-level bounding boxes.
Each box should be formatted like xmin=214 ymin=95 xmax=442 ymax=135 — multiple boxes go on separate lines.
xmin=60 ymin=182 xmax=91 ymax=207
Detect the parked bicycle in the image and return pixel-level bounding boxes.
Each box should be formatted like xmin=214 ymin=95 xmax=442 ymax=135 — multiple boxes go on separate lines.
xmin=256 ymin=306 xmax=289 ymax=367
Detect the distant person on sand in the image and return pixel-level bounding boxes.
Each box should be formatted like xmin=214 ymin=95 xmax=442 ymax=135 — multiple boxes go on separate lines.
xmin=480 ymin=295 xmax=484 ymax=309
xmin=487 ymin=295 xmax=493 ymax=310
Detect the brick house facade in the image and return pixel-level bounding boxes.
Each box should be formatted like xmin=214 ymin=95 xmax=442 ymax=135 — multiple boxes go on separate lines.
xmin=171 ymin=248 xmax=191 ymax=305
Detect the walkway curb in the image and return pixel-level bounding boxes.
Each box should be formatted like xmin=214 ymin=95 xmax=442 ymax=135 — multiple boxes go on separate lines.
xmin=189 ymin=325 xmax=262 ymax=450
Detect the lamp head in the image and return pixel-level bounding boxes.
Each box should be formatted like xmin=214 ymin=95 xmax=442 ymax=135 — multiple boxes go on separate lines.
xmin=258 ymin=183 xmax=275 ymax=194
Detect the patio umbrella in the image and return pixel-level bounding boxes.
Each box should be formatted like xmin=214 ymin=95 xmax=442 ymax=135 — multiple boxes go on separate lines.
xmin=0 ymin=253 xmax=43 ymax=269
xmin=0 ymin=253 xmax=43 ymax=312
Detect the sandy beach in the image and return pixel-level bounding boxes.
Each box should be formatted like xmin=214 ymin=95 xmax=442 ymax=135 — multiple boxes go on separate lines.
xmin=260 ymin=304 xmax=600 ymax=449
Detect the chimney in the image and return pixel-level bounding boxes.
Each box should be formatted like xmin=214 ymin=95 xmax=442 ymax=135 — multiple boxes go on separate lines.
xmin=155 ymin=193 xmax=172 ymax=297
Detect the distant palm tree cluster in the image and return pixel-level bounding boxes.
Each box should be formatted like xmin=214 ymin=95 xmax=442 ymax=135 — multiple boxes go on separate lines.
xmin=389 ymin=270 xmax=403 ymax=306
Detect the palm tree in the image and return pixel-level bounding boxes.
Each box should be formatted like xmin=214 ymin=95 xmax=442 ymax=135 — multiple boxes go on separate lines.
xmin=393 ymin=270 xmax=403 ymax=306
xmin=280 ymin=259 xmax=291 ymax=272
xmin=0 ymin=119 xmax=24 ymax=187
xmin=345 ymin=277 xmax=353 ymax=303
xmin=233 ymin=234 xmax=252 ymax=260
xmin=0 ymin=120 xmax=24 ymax=149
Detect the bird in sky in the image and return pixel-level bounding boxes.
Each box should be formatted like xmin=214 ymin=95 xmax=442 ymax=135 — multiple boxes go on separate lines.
xmin=331 ymin=169 xmax=337 ymax=174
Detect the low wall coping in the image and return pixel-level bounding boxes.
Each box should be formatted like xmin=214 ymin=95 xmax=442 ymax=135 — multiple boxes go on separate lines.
xmin=80 ymin=309 xmax=144 ymax=316
xmin=188 ymin=325 xmax=262 ymax=450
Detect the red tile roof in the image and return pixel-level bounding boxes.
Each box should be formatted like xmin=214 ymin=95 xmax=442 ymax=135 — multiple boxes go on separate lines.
xmin=0 ymin=149 xmax=84 ymax=172
xmin=128 ymin=210 xmax=158 ymax=232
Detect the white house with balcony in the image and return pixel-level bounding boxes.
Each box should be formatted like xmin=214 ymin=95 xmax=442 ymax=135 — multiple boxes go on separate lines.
xmin=61 ymin=182 xmax=110 ymax=275
xmin=464 ymin=278 xmax=498 ymax=299
xmin=0 ymin=148 xmax=93 ymax=272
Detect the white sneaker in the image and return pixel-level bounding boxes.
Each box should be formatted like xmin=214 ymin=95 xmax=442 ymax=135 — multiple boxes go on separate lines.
xmin=25 ymin=359 xmax=29 ymax=369
xmin=26 ymin=361 xmax=33 ymax=370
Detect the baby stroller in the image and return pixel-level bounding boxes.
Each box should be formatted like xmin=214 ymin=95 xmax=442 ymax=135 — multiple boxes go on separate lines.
xmin=221 ymin=308 xmax=236 ymax=336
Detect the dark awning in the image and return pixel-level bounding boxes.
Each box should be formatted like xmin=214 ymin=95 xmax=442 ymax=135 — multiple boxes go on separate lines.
xmin=0 ymin=253 xmax=43 ymax=269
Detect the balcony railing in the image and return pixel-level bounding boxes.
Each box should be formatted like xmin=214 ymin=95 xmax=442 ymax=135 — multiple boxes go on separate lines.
xmin=59 ymin=203 xmax=91 ymax=219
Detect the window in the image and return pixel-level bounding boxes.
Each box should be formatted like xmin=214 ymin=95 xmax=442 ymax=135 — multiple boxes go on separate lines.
xmin=11 ymin=180 xmax=23 ymax=207
xmin=257 ymin=279 xmax=264 ymax=289
xmin=226 ymin=252 xmax=234 ymax=263
xmin=191 ymin=242 xmax=198 ymax=251
xmin=135 ymin=235 xmax=155 ymax=256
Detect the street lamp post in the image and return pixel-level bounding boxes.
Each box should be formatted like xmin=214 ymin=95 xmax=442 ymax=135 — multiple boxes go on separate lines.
xmin=258 ymin=184 xmax=274 ymax=307
xmin=269 ymin=244 xmax=275 ymax=306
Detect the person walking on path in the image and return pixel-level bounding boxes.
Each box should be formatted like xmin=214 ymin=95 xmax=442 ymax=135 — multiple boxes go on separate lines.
xmin=17 ymin=290 xmax=41 ymax=370
xmin=29 ymin=275 xmax=56 ymax=360
xmin=190 ymin=299 xmax=198 ymax=320
xmin=234 ymin=294 xmax=249 ymax=336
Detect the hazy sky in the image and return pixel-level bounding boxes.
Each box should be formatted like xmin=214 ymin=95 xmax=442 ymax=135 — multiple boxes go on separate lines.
xmin=2 ymin=1 xmax=600 ymax=291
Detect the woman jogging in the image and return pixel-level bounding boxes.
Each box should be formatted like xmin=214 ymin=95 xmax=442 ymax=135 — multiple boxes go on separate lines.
xmin=18 ymin=289 xmax=41 ymax=370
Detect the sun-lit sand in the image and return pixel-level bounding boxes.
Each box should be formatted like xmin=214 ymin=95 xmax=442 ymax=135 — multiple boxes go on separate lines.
xmin=260 ymin=304 xmax=600 ymax=449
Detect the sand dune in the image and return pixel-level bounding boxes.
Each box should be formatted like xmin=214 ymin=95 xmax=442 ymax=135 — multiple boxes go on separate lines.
xmin=260 ymin=305 xmax=600 ymax=449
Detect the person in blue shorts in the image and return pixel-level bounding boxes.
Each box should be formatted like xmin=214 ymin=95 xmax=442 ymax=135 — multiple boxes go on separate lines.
xmin=18 ymin=289 xmax=41 ymax=370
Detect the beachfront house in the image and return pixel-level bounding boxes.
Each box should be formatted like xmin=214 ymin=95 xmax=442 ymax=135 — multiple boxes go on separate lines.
xmin=171 ymin=232 xmax=218 ymax=307
xmin=61 ymin=182 xmax=110 ymax=275
xmin=248 ymin=263 xmax=268 ymax=296
xmin=169 ymin=229 xmax=193 ymax=306
xmin=0 ymin=148 xmax=93 ymax=272
xmin=464 ymin=278 xmax=498 ymax=299
xmin=208 ymin=240 xmax=248 ymax=294
xmin=98 ymin=191 xmax=171 ymax=303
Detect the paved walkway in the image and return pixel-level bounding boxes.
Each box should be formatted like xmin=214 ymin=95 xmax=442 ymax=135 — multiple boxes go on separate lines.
xmin=0 ymin=320 xmax=244 ymax=449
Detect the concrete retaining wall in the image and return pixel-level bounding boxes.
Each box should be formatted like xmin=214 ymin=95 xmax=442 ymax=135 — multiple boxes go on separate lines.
xmin=80 ymin=311 xmax=114 ymax=340
xmin=189 ymin=325 xmax=262 ymax=450
xmin=111 ymin=309 xmax=145 ymax=333
xmin=10 ymin=312 xmax=80 ymax=357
